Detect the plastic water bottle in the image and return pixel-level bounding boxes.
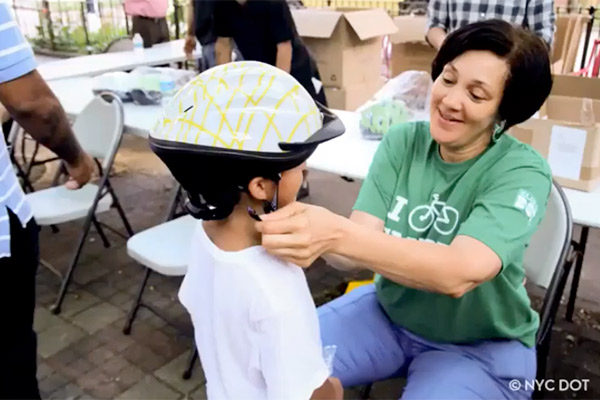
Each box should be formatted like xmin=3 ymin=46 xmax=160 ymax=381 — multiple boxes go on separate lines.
xmin=133 ymin=33 xmax=143 ymax=55
xmin=160 ymin=72 xmax=176 ymax=101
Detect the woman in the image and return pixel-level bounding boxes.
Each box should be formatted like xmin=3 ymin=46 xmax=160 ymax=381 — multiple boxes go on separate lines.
xmin=256 ymin=20 xmax=553 ymax=399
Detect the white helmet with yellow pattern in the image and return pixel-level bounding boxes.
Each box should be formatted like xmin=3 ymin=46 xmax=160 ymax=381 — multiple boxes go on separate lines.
xmin=149 ymin=61 xmax=344 ymax=220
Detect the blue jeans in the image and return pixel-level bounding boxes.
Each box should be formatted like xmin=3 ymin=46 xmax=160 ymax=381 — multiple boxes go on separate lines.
xmin=318 ymin=284 xmax=536 ymax=399
xmin=199 ymin=42 xmax=243 ymax=72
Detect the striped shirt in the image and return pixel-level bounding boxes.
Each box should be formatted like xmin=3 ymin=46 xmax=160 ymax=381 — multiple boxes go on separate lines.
xmin=0 ymin=0 xmax=36 ymax=258
xmin=427 ymin=0 xmax=556 ymax=48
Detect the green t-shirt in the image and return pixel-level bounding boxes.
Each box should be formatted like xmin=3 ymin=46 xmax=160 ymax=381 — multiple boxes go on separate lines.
xmin=353 ymin=121 xmax=553 ymax=348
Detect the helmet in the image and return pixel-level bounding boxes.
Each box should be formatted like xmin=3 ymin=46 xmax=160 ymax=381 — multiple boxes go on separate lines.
xmin=149 ymin=61 xmax=345 ymax=220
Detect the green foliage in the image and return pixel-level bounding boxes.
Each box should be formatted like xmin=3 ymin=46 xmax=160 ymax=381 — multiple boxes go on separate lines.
xmin=29 ymin=20 xmax=127 ymax=54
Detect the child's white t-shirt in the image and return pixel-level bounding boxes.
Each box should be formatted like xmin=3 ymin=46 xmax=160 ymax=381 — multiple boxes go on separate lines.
xmin=179 ymin=222 xmax=331 ymax=400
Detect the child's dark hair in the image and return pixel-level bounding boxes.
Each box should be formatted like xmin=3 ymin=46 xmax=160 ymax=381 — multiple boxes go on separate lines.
xmin=165 ymin=155 xmax=282 ymax=220
xmin=431 ymin=19 xmax=553 ymax=131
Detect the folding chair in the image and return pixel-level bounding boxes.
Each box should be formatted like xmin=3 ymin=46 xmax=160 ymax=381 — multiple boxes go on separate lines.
xmin=25 ymin=92 xmax=134 ymax=315
xmin=103 ymin=37 xmax=134 ymax=53
xmin=122 ymin=185 xmax=200 ymax=379
xmin=6 ymin=123 xmax=35 ymax=193
xmin=359 ymin=180 xmax=575 ymax=400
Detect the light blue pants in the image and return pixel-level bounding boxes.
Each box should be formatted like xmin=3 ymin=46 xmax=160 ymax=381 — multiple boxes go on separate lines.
xmin=199 ymin=42 xmax=243 ymax=72
xmin=318 ymin=284 xmax=536 ymax=400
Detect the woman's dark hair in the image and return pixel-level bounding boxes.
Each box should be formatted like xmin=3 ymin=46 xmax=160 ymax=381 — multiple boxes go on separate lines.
xmin=431 ymin=19 xmax=553 ymax=131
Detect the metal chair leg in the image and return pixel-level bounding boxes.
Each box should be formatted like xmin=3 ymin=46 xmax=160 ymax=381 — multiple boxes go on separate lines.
xmin=50 ymin=215 xmax=94 ymax=315
xmin=566 ymin=227 xmax=589 ymax=321
xmin=92 ymin=216 xmax=111 ymax=248
xmin=114 ymin=199 xmax=134 ymax=237
xmin=11 ymin=153 xmax=35 ymax=193
xmin=360 ymin=383 xmax=373 ymax=400
xmin=123 ymin=267 xmax=152 ymax=335
xmin=25 ymin=141 xmax=40 ymax=179
xmin=106 ymin=182 xmax=134 ymax=237
xmin=182 ymin=348 xmax=199 ymax=380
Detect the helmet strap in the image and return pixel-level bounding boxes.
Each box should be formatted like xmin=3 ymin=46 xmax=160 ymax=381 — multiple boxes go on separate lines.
xmin=262 ymin=185 xmax=279 ymax=214
xmin=246 ymin=174 xmax=281 ymax=221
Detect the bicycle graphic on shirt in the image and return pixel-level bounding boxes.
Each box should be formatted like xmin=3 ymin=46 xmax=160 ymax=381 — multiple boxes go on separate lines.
xmin=408 ymin=194 xmax=460 ymax=235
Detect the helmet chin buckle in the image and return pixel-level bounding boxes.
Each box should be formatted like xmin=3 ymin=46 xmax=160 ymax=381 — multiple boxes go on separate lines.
xmin=247 ymin=180 xmax=279 ymax=222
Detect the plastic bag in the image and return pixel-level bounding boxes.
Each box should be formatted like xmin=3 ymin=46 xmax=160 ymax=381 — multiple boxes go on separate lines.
xmin=92 ymin=71 xmax=134 ymax=102
xmin=92 ymin=67 xmax=196 ymax=105
xmin=359 ymin=71 xmax=433 ymax=140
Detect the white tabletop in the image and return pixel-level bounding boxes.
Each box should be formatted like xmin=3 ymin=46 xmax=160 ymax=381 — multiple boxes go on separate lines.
xmin=48 ymin=76 xmax=600 ymax=230
xmin=306 ymin=110 xmax=380 ymax=181
xmin=561 ymin=188 xmax=600 ymax=229
xmin=39 ymin=39 xmax=199 ymax=81
xmin=48 ymin=77 xmax=163 ymax=137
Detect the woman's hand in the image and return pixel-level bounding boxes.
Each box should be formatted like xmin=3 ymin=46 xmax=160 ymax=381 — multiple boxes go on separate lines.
xmin=255 ymin=202 xmax=347 ymax=268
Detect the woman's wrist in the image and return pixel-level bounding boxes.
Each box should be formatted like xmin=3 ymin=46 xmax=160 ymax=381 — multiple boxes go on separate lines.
xmin=328 ymin=212 xmax=354 ymax=256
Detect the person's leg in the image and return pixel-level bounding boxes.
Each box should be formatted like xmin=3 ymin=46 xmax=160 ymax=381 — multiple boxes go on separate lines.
xmin=157 ymin=18 xmax=170 ymax=45
xmin=132 ymin=16 xmax=154 ymax=48
xmin=318 ymin=284 xmax=409 ymax=387
xmin=0 ymin=210 xmax=41 ymax=399
xmin=401 ymin=338 xmax=536 ymax=400
xmin=200 ymin=42 xmax=217 ymax=72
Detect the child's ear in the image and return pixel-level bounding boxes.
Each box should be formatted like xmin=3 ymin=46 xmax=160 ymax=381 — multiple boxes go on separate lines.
xmin=247 ymin=177 xmax=273 ymax=201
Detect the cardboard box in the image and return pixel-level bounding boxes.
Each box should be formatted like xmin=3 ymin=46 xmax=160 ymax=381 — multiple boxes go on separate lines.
xmin=510 ymin=95 xmax=600 ymax=191
xmin=324 ymin=78 xmax=385 ymax=111
xmin=551 ymin=74 xmax=600 ymax=98
xmin=551 ymin=14 xmax=591 ymax=75
xmin=389 ymin=16 xmax=436 ymax=76
xmin=291 ymin=8 xmax=397 ymax=88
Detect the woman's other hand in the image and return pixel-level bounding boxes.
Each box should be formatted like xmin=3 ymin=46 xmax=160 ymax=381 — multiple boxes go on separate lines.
xmin=255 ymin=202 xmax=347 ymax=268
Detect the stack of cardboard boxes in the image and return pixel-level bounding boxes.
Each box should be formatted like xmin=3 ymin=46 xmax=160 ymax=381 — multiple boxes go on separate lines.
xmin=551 ymin=14 xmax=592 ymax=74
xmin=510 ymin=75 xmax=600 ymax=192
xmin=389 ymin=15 xmax=436 ymax=77
xmin=291 ymin=8 xmax=397 ymax=111
xmin=508 ymin=13 xmax=600 ymax=192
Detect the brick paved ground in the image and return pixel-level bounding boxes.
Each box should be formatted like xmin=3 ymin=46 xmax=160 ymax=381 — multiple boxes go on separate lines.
xmin=25 ymin=135 xmax=600 ymax=399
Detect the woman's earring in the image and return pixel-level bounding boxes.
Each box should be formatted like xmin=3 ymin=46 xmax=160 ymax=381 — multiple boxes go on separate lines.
xmin=493 ymin=120 xmax=506 ymax=141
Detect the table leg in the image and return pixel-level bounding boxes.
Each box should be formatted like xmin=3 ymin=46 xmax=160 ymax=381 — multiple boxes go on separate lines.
xmin=566 ymin=226 xmax=590 ymax=322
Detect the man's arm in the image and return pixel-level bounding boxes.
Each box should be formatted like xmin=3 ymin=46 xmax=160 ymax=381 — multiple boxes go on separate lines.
xmin=215 ymin=37 xmax=232 ymax=65
xmin=0 ymin=5 xmax=93 ymax=189
xmin=184 ymin=0 xmax=196 ymax=58
xmin=426 ymin=0 xmax=449 ymax=50
xmin=275 ymin=41 xmax=292 ymax=73
xmin=528 ymin=0 xmax=555 ymax=50
xmin=0 ymin=71 xmax=93 ymax=187
xmin=426 ymin=27 xmax=447 ymax=51
xmin=213 ymin=0 xmax=233 ymax=65
xmin=186 ymin=0 xmax=195 ymax=36
xmin=270 ymin=0 xmax=294 ymax=73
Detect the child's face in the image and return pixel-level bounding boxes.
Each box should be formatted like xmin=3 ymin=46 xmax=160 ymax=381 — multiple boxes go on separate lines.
xmin=278 ymin=162 xmax=307 ymax=207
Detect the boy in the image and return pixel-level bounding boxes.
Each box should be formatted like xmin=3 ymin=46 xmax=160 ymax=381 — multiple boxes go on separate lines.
xmin=149 ymin=61 xmax=345 ymax=399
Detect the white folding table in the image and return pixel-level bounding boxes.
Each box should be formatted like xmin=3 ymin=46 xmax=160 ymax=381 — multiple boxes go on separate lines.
xmin=48 ymin=77 xmax=162 ymax=138
xmin=39 ymin=39 xmax=200 ymax=81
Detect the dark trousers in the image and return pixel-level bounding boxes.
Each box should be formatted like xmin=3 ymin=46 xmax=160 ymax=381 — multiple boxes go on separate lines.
xmin=131 ymin=16 xmax=169 ymax=48
xmin=0 ymin=210 xmax=41 ymax=400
